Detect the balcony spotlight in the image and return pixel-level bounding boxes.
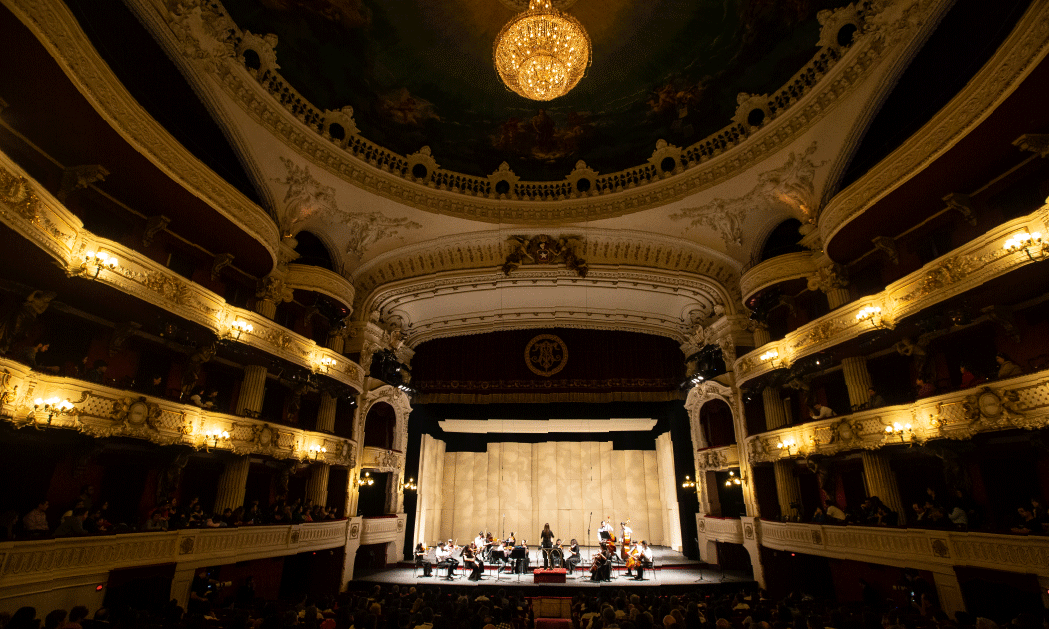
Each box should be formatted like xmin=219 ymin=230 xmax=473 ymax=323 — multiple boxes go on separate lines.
xmin=759 ymin=350 xmax=779 ymax=362
xmin=1003 ymin=231 xmax=1047 ymax=261
xmin=856 ymin=305 xmax=889 ymax=329
xmin=33 ymin=397 xmax=74 ymax=425
xmin=357 ymin=471 xmax=375 ymax=487
xmin=318 ymin=356 xmax=337 ymax=373
xmin=776 ymin=438 xmax=798 ymax=456
xmin=681 ymin=475 xmax=696 ymax=489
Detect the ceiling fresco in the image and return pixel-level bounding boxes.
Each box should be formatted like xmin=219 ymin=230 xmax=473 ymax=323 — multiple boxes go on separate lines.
xmin=214 ymin=0 xmax=849 ymax=181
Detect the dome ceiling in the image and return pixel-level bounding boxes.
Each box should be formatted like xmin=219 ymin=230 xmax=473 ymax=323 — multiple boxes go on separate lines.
xmin=220 ymin=0 xmax=851 ymax=180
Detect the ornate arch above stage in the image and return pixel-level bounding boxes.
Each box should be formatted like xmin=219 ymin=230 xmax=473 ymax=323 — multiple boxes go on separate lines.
xmin=357 ymin=385 xmax=413 ymax=454
xmin=684 ymin=381 xmax=737 ymax=450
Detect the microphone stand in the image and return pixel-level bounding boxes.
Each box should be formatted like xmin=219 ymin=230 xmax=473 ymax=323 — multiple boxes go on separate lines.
xmin=586 ymin=511 xmax=593 ymax=563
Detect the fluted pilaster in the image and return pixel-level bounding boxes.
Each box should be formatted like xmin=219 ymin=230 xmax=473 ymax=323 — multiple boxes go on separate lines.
xmin=214 ymin=456 xmax=250 ymax=513
xmin=773 ymin=460 xmax=802 ymax=520
xmin=753 ymin=326 xmax=771 ymax=347
xmin=763 ymin=387 xmax=787 ymax=430
xmin=254 ymin=299 xmax=277 ymax=319
xmin=306 ymin=463 xmax=331 ymax=508
xmin=841 ymin=356 xmax=873 ymax=409
xmin=861 ymin=450 xmax=906 ymax=525
xmin=236 ymin=365 xmax=268 ymax=415
xmin=326 ymin=333 xmax=345 ymax=354
xmin=826 ymin=287 xmax=851 ymax=310
xmin=316 ymin=392 xmax=337 ymax=433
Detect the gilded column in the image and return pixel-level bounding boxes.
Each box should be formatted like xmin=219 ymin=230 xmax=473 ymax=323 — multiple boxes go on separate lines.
xmin=255 ymin=276 xmax=291 ymax=320
xmin=762 ymin=388 xmax=787 ymax=430
xmin=236 ymin=365 xmax=268 ymax=415
xmin=861 ymin=450 xmax=906 ymax=525
xmin=773 ymin=460 xmax=802 ymax=520
xmin=214 ymin=455 xmax=250 ymax=513
xmin=840 ymin=356 xmax=873 ymax=410
xmin=306 ymin=463 xmax=331 ymax=508
xmin=316 ymin=392 xmax=337 ymax=433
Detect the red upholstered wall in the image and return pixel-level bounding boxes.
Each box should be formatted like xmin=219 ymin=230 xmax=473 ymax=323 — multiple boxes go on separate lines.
xmin=412 ymin=328 xmax=684 ymax=395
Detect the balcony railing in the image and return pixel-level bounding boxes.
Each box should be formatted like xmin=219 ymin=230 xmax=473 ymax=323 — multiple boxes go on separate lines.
xmin=285 ymin=263 xmax=355 ymax=310
xmin=695 ymin=444 xmax=740 ymax=472
xmin=743 ymin=368 xmax=1049 ymax=463
xmin=361 ymin=446 xmax=404 ymax=473
xmin=0 ymin=520 xmax=349 ymax=590
xmin=739 ymin=252 xmax=818 ymax=304
xmin=734 ymin=202 xmax=1049 ymax=386
xmin=697 ymin=516 xmax=744 ymax=544
xmin=0 ymin=358 xmax=357 ymax=467
xmin=0 ymin=150 xmax=364 ymax=393
xmin=360 ymin=514 xmax=407 ymax=546
xmin=758 ymin=519 xmax=1049 ymax=578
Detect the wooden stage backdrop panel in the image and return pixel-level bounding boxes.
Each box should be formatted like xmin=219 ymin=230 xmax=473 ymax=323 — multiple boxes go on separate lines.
xmin=416 ymin=440 xmax=678 ymax=548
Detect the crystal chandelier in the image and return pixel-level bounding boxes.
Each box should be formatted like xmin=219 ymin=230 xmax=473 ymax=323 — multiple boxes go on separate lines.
xmin=494 ymin=0 xmax=591 ymax=101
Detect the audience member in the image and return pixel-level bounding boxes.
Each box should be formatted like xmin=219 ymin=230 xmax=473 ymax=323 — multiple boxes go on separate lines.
xmin=996 ymin=353 xmax=1022 ymax=379
xmin=43 ymin=609 xmax=66 ymax=629
xmin=915 ymin=377 xmax=935 ymax=398
xmin=810 ymin=403 xmax=834 ymax=420
xmin=824 ymin=501 xmax=846 ymax=523
xmin=54 ymin=508 xmax=89 ymax=537
xmin=58 ymin=606 xmax=88 ymax=629
xmin=959 ymin=364 xmax=983 ymax=389
xmin=23 ymin=500 xmax=50 ymax=536
xmin=84 ymin=360 xmax=108 ymax=384
xmin=24 ymin=341 xmax=59 ymax=373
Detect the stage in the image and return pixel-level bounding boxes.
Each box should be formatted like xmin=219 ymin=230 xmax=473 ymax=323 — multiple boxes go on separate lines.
xmin=353 ymin=546 xmax=755 ymax=590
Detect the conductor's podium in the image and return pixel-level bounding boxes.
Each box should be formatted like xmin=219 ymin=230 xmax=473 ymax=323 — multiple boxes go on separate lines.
xmin=533 ymin=568 xmax=567 ymax=583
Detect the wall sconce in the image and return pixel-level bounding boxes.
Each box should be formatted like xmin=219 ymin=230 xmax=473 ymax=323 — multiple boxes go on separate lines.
xmin=229 ymin=320 xmax=254 ymax=341
xmin=681 ymin=475 xmax=696 ymax=489
xmin=884 ymin=421 xmax=913 ymax=443
xmin=776 ymin=438 xmax=798 ymax=455
xmin=1003 ymin=231 xmax=1047 ymax=261
xmin=759 ymin=349 xmax=779 ymax=362
xmin=357 ymin=471 xmax=375 ymax=487
xmin=724 ymin=470 xmax=746 ymax=487
xmin=87 ymin=251 xmax=119 ymax=278
xmin=202 ymin=428 xmax=230 ymax=451
xmin=318 ymin=356 xmax=337 ymax=373
xmin=33 ymin=397 xmax=74 ymax=425
xmin=402 ymin=477 xmax=418 ymax=491
xmin=855 ymin=305 xmax=887 ymax=328
xmin=308 ymin=444 xmax=328 ymax=460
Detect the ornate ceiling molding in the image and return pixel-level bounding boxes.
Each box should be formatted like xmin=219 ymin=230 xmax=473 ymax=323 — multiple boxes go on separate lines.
xmin=351 ymin=228 xmax=742 ymax=316
xmin=819 ymin=0 xmax=1049 ymax=253
xmin=362 ymin=266 xmax=735 ymax=348
xmin=118 ymin=0 xmax=952 ymax=224
xmin=1 ymin=0 xmax=281 ymax=267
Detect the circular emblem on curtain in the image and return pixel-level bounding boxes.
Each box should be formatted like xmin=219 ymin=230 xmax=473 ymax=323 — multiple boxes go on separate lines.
xmin=524 ymin=334 xmax=568 ymax=377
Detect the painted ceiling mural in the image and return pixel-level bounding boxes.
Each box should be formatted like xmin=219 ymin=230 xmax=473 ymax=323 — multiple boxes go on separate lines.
xmin=224 ymin=0 xmax=849 ymax=181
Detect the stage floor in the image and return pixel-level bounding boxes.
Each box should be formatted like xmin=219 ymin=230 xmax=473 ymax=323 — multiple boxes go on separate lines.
xmin=353 ymin=546 xmax=754 ymax=589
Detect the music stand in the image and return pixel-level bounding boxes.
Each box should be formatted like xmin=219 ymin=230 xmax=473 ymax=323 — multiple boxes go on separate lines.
xmin=509 ymin=545 xmax=527 ymax=582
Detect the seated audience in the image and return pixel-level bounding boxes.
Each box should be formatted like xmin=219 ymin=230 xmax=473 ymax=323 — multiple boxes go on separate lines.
xmin=915 ymin=377 xmax=935 ymax=398
xmin=144 ymin=510 xmax=168 ymax=531
xmin=864 ymin=387 xmax=887 ymax=409
xmin=824 ymin=501 xmax=846 ymax=523
xmin=959 ymin=364 xmax=984 ymax=389
xmin=24 ymin=341 xmax=59 ymax=372
xmin=84 ymin=360 xmax=108 ymax=384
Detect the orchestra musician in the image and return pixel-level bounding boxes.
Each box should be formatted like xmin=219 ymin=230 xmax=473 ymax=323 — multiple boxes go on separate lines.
xmin=490 ymin=537 xmax=509 ymax=574
xmin=620 ymin=521 xmax=633 ymax=560
xmin=463 ymin=542 xmax=484 ymax=581
xmin=632 ymin=540 xmax=653 ymax=581
xmin=473 ymin=531 xmax=487 ymax=555
xmin=513 ymin=538 xmax=530 ymax=574
xmin=598 ymin=520 xmax=613 ymax=541
xmin=539 ymin=523 xmax=555 ymax=568
xmin=589 ymin=546 xmax=611 ymax=582
xmin=414 ymin=542 xmax=432 ymax=577
xmin=565 ymin=538 xmax=581 ymax=574
xmin=435 ymin=540 xmax=459 ymax=579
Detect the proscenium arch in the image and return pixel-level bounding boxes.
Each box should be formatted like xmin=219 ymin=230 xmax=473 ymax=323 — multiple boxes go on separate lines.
xmin=356 ymin=385 xmax=412 ymax=453
xmin=684 ymin=382 xmax=739 ymax=451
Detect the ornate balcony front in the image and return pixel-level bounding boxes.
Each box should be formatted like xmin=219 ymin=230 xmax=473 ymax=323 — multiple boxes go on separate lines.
xmin=360 ymin=514 xmax=407 ymax=546
xmin=697 ymin=516 xmax=745 ymax=544
xmin=0 ymin=151 xmax=364 ymax=393
xmin=695 ymin=444 xmax=740 ymax=472
xmin=740 ymin=252 xmax=817 ymax=304
xmin=285 ymin=263 xmax=355 ymax=310
xmin=744 ymin=368 xmax=1049 ymax=463
xmin=0 ymin=358 xmax=357 ymax=467
xmin=759 ymin=520 xmax=1049 ymax=579
xmin=734 ymin=203 xmax=1049 ymax=386
xmin=0 ymin=520 xmax=350 ymax=592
